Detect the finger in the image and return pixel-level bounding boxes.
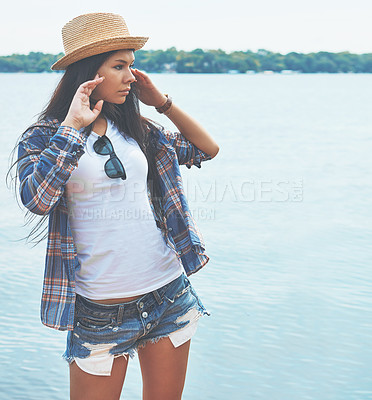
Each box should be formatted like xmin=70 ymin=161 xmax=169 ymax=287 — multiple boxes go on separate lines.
xmin=132 ymin=69 xmax=151 ymax=83
xmin=131 ymin=68 xmax=145 ymax=78
xmin=81 ymin=76 xmax=105 ymax=88
xmin=92 ymin=99 xmax=104 ymax=117
xmin=86 ymin=77 xmax=105 ymax=86
xmin=132 ymin=74 xmax=145 ymax=84
xmin=130 ymin=69 xmax=138 ymax=82
xmin=80 ymin=78 xmax=105 ymax=98
xmin=80 ymin=78 xmax=103 ymax=88
xmin=133 ymin=68 xmax=148 ymax=76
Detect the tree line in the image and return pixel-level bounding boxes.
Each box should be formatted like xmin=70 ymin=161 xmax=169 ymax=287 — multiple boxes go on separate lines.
xmin=1 ymin=48 xmax=372 ymax=73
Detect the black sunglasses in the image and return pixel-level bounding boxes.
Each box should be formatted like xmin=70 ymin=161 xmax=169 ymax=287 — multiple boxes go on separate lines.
xmin=93 ymin=135 xmax=127 ymax=180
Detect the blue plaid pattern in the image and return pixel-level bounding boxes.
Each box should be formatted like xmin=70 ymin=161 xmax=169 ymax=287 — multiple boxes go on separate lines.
xmin=17 ymin=119 xmax=212 ymax=331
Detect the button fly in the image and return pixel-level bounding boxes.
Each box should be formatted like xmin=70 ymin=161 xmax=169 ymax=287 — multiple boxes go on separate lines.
xmin=142 ymin=311 xmax=148 ymax=318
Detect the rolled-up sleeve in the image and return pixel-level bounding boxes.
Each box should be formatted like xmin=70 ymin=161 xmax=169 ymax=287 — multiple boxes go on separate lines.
xmin=161 ymin=129 xmax=212 ymax=169
xmin=17 ymin=124 xmax=86 ymax=215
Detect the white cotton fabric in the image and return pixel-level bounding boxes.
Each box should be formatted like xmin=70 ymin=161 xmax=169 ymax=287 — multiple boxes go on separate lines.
xmin=74 ymin=318 xmax=200 ymax=376
xmin=65 ymin=121 xmax=183 ymax=299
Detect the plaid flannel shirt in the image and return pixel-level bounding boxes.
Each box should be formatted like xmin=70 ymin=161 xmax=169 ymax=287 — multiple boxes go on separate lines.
xmin=17 ymin=118 xmax=212 ymax=331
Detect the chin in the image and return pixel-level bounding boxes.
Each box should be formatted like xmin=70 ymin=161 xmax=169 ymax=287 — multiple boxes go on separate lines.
xmin=113 ymin=97 xmax=127 ymax=104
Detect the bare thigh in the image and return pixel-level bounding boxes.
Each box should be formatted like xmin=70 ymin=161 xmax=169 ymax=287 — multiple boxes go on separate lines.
xmin=69 ymin=355 xmax=128 ymax=400
xmin=138 ymin=337 xmax=191 ymax=400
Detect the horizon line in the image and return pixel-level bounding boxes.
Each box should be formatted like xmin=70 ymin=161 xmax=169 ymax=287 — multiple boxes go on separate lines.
xmin=1 ymin=48 xmax=372 ymax=57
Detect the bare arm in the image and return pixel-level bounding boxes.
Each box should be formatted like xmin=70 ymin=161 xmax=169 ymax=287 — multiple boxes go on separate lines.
xmin=162 ymin=102 xmax=219 ymax=158
xmin=132 ymin=69 xmax=219 ymax=158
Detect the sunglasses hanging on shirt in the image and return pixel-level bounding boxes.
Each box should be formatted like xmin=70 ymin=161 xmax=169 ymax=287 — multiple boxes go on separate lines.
xmin=93 ymin=135 xmax=127 ymax=180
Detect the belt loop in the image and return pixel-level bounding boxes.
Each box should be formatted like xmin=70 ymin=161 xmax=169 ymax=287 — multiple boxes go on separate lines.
xmin=153 ymin=289 xmax=163 ymax=305
xmin=117 ymin=305 xmax=124 ymax=325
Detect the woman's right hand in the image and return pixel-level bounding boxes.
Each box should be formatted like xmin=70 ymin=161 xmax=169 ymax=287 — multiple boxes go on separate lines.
xmin=61 ymin=74 xmax=105 ymax=131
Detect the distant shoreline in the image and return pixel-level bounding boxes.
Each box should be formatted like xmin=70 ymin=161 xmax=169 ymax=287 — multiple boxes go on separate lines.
xmin=2 ymin=71 xmax=372 ymax=75
xmin=1 ymin=49 xmax=372 ymax=73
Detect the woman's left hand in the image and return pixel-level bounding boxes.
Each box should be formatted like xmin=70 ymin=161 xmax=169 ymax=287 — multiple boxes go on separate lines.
xmin=132 ymin=68 xmax=167 ymax=108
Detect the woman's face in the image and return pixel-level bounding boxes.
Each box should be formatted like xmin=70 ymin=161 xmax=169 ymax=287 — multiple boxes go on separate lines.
xmin=92 ymin=49 xmax=136 ymax=104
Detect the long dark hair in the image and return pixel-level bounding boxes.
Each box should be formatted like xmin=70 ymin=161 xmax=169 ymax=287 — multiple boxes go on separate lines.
xmin=8 ymin=50 xmax=164 ymax=243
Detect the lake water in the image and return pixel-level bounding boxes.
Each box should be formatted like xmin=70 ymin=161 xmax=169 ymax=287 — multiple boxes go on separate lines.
xmin=0 ymin=72 xmax=371 ymax=400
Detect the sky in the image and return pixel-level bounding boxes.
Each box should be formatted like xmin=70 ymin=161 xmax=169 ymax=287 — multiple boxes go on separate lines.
xmin=1 ymin=0 xmax=372 ymax=56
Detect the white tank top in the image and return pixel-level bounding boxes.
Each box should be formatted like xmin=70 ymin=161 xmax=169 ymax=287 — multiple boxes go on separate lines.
xmin=65 ymin=120 xmax=183 ymax=299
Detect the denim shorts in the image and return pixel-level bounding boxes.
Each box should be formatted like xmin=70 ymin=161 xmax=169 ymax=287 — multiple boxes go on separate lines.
xmin=63 ymin=273 xmax=210 ymax=376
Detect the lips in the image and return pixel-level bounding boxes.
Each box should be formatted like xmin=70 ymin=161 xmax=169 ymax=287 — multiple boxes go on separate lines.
xmin=118 ymin=88 xmax=131 ymax=94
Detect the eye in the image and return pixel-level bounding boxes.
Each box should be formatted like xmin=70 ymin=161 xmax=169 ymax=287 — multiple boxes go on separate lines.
xmin=130 ymin=62 xmax=135 ymax=68
xmin=114 ymin=65 xmax=123 ymax=70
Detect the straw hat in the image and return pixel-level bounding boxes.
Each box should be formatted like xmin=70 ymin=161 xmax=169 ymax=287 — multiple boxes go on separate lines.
xmin=51 ymin=13 xmax=148 ymax=70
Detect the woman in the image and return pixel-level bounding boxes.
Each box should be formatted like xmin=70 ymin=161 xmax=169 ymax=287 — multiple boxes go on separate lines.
xmin=14 ymin=12 xmax=218 ymax=400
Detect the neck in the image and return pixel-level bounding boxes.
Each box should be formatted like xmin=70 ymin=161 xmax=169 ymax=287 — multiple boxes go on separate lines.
xmin=92 ymin=117 xmax=108 ymax=136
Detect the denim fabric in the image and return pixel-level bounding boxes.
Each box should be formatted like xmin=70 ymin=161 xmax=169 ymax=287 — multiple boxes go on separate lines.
xmin=63 ymin=273 xmax=210 ymax=375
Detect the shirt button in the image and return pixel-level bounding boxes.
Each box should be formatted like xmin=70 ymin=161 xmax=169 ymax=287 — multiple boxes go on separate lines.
xmin=112 ymin=326 xmax=119 ymax=332
xmin=168 ymin=227 xmax=173 ymax=232
xmin=139 ymin=302 xmax=144 ymax=309
xmin=146 ymin=323 xmax=151 ymax=330
xmin=142 ymin=311 xmax=148 ymax=318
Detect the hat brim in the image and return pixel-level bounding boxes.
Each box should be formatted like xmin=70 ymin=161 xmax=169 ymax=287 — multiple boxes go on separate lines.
xmin=51 ymin=36 xmax=149 ymax=70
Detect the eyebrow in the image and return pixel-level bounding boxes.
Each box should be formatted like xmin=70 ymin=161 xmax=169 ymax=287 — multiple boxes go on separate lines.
xmin=114 ymin=59 xmax=135 ymax=64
